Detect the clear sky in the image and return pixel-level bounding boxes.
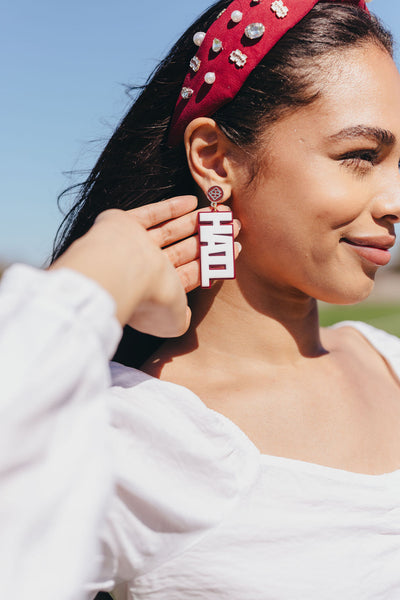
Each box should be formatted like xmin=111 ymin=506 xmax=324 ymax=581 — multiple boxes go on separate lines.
xmin=1 ymin=0 xmax=399 ymax=266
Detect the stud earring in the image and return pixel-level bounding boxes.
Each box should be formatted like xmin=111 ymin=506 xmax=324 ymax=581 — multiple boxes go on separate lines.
xmin=198 ymin=186 xmax=236 ymax=288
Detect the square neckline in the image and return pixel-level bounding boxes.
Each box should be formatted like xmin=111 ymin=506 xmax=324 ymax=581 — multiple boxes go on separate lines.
xmin=115 ymin=321 xmax=400 ymax=482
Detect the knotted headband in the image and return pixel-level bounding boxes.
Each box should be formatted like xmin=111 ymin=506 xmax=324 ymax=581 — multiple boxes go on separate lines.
xmin=168 ymin=0 xmax=370 ymax=146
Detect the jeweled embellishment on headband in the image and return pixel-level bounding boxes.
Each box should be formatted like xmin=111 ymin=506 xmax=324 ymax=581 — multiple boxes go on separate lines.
xmin=245 ymin=22 xmax=265 ymax=40
xmin=204 ymin=72 xmax=216 ymax=84
xmin=231 ymin=10 xmax=243 ymax=23
xmin=193 ymin=31 xmax=206 ymax=47
xmin=271 ymin=0 xmax=289 ymax=18
xmin=230 ymin=49 xmax=248 ymax=67
xmin=190 ymin=56 xmax=201 ymax=72
xmin=181 ymin=87 xmax=194 ymax=99
xmin=212 ymin=38 xmax=223 ymax=53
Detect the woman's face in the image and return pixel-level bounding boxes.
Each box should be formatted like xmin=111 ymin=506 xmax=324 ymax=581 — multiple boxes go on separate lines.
xmin=233 ymin=43 xmax=400 ymax=304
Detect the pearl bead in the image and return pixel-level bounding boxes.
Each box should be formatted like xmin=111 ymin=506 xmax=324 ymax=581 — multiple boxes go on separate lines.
xmin=204 ymin=72 xmax=216 ymax=85
xmin=193 ymin=31 xmax=206 ymax=47
xmin=231 ymin=10 xmax=243 ymax=23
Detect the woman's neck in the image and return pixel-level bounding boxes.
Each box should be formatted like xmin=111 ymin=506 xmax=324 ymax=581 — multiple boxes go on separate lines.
xmin=143 ymin=272 xmax=326 ymax=379
xmin=190 ymin=277 xmax=323 ymax=364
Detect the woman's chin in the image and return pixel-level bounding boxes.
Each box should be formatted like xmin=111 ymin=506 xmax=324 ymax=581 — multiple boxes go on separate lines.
xmin=316 ymin=276 xmax=375 ymax=306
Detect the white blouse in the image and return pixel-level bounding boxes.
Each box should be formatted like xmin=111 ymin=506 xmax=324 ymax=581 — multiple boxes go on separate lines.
xmin=2 ymin=264 xmax=400 ymax=600
xmin=87 ymin=322 xmax=400 ymax=600
xmin=0 ymin=264 xmax=121 ymax=600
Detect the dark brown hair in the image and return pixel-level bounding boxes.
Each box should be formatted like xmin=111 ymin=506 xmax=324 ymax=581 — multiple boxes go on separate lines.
xmin=52 ymin=1 xmax=393 ymax=367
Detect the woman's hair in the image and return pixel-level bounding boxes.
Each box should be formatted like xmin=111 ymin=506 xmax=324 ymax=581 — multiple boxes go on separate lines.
xmin=52 ymin=1 xmax=393 ymax=367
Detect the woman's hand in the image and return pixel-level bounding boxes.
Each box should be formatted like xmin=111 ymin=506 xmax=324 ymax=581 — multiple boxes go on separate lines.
xmin=50 ymin=196 xmax=241 ymax=337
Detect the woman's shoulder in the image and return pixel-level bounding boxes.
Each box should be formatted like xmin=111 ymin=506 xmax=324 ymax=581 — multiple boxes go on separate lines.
xmin=327 ymin=320 xmax=400 ymax=373
xmin=108 ymin=360 xmax=225 ymax=440
xmin=96 ymin=362 xmax=260 ymax=584
xmin=108 ymin=359 xmax=260 ymax=489
xmin=108 ymin=360 xmax=258 ymax=472
xmin=329 ymin=320 xmax=400 ymax=347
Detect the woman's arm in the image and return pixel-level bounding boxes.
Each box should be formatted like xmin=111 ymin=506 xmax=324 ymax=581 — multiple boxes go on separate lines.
xmin=0 ymin=262 xmax=120 ymax=600
xmin=0 ymin=195 xmax=238 ymax=600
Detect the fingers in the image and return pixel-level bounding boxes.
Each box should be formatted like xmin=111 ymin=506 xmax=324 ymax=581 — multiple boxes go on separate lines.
xmin=164 ymin=234 xmax=200 ymax=268
xmin=129 ymin=195 xmax=198 ymax=230
xmin=163 ymin=218 xmax=241 ymax=268
xmin=177 ymin=241 xmax=242 ymax=292
xmin=149 ymin=208 xmax=200 ymax=248
xmin=176 ymin=259 xmax=201 ymax=293
xmin=148 ymin=204 xmax=233 ymax=248
xmin=128 ymin=258 xmax=192 ymax=337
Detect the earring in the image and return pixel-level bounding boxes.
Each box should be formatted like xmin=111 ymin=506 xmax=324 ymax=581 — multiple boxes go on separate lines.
xmin=198 ymin=186 xmax=236 ymax=288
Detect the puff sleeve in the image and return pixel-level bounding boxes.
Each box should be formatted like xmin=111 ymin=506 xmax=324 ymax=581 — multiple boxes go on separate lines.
xmin=0 ymin=264 xmax=121 ymax=600
xmin=85 ymin=363 xmax=259 ymax=596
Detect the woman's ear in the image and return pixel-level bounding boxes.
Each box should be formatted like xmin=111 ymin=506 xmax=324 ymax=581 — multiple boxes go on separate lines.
xmin=184 ymin=118 xmax=234 ymax=201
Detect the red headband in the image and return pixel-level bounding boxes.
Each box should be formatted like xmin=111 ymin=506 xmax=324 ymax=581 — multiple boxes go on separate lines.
xmin=168 ymin=0 xmax=369 ymax=146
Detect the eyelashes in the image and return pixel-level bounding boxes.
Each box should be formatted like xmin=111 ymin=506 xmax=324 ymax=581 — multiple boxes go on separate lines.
xmin=336 ymin=148 xmax=400 ymax=176
xmin=339 ymin=149 xmax=380 ymax=171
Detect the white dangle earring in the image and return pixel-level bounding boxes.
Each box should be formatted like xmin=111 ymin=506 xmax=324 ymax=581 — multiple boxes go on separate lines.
xmin=198 ymin=185 xmax=236 ymax=288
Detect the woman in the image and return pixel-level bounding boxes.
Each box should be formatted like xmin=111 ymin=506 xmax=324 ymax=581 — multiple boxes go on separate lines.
xmin=51 ymin=0 xmax=400 ymax=598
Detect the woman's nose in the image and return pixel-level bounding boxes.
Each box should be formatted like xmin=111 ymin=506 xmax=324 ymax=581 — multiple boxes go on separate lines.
xmin=371 ymin=173 xmax=400 ymax=223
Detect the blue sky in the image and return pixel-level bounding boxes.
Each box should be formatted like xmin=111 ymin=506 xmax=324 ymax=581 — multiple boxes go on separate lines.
xmin=1 ymin=0 xmax=399 ymax=266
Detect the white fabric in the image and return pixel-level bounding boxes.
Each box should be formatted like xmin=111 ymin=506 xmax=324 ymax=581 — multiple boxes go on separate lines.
xmin=2 ymin=262 xmax=400 ymax=600
xmin=0 ymin=264 xmax=121 ymax=600
xmin=87 ymin=321 xmax=400 ymax=600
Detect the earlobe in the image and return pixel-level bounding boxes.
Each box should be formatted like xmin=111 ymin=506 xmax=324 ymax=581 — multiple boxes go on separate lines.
xmin=184 ymin=117 xmax=233 ymax=201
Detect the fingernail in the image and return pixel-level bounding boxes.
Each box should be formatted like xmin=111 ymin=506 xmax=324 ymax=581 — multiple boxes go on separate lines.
xmin=234 ymin=219 xmax=242 ymax=231
xmin=235 ymin=241 xmax=242 ymax=254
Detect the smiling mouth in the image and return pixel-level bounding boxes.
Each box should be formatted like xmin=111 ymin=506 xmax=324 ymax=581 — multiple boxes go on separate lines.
xmin=341 ymin=237 xmax=394 ymax=266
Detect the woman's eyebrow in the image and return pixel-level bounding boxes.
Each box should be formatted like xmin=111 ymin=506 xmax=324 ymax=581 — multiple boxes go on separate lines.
xmin=328 ymin=126 xmax=396 ymax=146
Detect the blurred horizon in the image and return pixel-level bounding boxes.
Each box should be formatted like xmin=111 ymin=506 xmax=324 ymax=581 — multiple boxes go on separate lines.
xmin=1 ymin=0 xmax=399 ymax=267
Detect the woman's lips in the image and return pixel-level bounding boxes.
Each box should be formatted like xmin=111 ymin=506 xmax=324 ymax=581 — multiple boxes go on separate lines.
xmin=342 ymin=237 xmax=394 ymax=266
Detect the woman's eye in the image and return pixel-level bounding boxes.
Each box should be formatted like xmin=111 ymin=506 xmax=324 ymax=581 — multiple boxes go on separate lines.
xmin=340 ymin=149 xmax=379 ymax=170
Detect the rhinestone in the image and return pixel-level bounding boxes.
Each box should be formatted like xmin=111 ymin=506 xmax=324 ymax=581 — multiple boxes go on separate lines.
xmin=244 ymin=22 xmax=265 ymax=40
xmin=204 ymin=72 xmax=216 ymax=85
xmin=190 ymin=56 xmax=201 ymax=72
xmin=193 ymin=31 xmax=206 ymax=47
xmin=229 ymin=49 xmax=247 ymax=68
xmin=231 ymin=10 xmax=243 ymax=23
xmin=271 ymin=0 xmax=289 ymax=18
xmin=212 ymin=38 xmax=223 ymax=53
xmin=181 ymin=87 xmax=194 ymax=100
